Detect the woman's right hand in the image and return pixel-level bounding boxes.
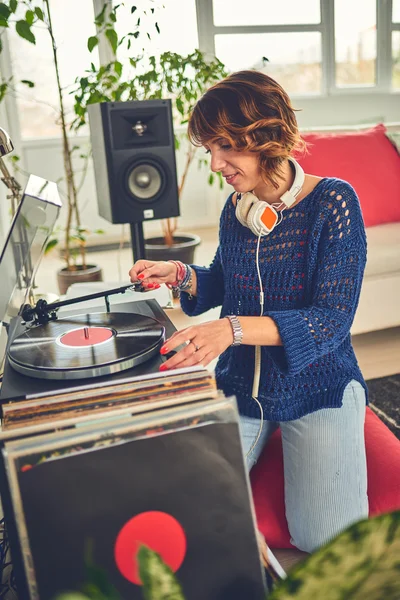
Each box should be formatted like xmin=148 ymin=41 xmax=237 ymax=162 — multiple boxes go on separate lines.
xmin=128 ymin=260 xmax=178 ymax=287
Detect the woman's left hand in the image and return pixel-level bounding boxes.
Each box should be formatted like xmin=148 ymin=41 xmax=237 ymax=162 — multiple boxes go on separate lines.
xmin=159 ymin=319 xmax=233 ymax=371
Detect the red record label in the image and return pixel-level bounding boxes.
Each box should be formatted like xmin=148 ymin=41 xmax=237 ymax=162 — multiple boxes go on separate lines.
xmin=114 ymin=511 xmax=187 ymax=585
xmin=59 ymin=326 xmax=113 ymax=347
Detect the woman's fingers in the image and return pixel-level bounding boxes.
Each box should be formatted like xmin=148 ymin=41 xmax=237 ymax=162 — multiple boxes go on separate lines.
xmin=159 ymin=320 xmax=232 ymax=372
xmin=129 ymin=260 xmax=155 ymax=282
xmin=160 ymin=328 xmax=196 ymax=354
xmin=160 ymin=343 xmax=214 ymax=371
xmin=129 ymin=260 xmax=177 ymax=285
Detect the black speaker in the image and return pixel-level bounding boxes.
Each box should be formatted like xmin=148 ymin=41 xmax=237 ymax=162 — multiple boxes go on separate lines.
xmin=88 ymin=99 xmax=180 ymax=224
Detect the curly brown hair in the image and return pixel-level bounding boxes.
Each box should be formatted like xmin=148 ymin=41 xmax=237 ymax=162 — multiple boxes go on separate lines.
xmin=187 ymin=70 xmax=306 ymax=188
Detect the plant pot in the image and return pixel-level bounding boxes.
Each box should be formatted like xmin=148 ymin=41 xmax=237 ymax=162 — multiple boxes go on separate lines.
xmin=57 ymin=264 xmax=103 ymax=295
xmin=144 ymin=233 xmax=201 ymax=264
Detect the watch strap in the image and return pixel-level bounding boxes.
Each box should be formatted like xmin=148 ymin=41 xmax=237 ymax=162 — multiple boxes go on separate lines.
xmin=226 ymin=315 xmax=243 ymax=346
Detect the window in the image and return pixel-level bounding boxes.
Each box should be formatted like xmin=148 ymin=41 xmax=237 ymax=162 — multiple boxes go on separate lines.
xmin=113 ymin=0 xmax=198 ymax=68
xmin=394 ymin=0 xmax=400 ymax=22
xmin=212 ymin=0 xmax=320 ymax=27
xmin=196 ymin=0 xmax=400 ymax=95
xmin=215 ymin=32 xmax=322 ymax=94
xmin=335 ymin=0 xmax=376 ymax=87
xmin=6 ymin=0 xmax=98 ymax=139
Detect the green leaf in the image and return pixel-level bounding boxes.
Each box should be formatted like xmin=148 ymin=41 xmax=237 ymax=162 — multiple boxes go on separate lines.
xmin=87 ymin=36 xmax=98 ymax=53
xmin=105 ymin=28 xmax=118 ymax=54
xmin=131 ymin=6 xmax=137 ymax=13
xmin=94 ymin=229 xmax=105 ymax=234
xmin=15 ymin=20 xmax=35 ymax=44
xmin=269 ymin=511 xmax=400 ymax=600
xmin=94 ymin=3 xmax=106 ymax=26
xmin=114 ymin=60 xmax=122 ymax=76
xmin=20 ymin=79 xmax=34 ymax=87
xmin=44 ymin=239 xmax=58 ymax=254
xmin=175 ymin=97 xmax=184 ymax=115
xmin=34 ymin=6 xmax=44 ymax=20
xmin=208 ymin=173 xmax=214 ymax=185
xmin=138 ymin=545 xmax=185 ymax=600
xmin=0 ymin=81 xmax=8 ymax=100
xmin=155 ymin=22 xmax=160 ymax=34
xmin=25 ymin=9 xmax=34 ymax=25
xmin=9 ymin=0 xmax=17 ymax=14
xmin=0 ymin=3 xmax=10 ymax=20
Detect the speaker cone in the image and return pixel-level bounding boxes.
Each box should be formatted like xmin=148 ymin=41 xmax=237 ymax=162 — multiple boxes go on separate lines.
xmin=126 ymin=159 xmax=166 ymax=202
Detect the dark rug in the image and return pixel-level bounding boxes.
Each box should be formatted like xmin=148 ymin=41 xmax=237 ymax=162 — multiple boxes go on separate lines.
xmin=367 ymin=374 xmax=400 ymax=439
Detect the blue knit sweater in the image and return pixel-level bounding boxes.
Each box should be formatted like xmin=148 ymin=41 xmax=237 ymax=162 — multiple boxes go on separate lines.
xmin=181 ymin=178 xmax=368 ymax=421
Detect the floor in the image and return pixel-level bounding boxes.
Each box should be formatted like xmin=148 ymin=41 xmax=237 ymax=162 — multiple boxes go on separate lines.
xmin=33 ymin=226 xmax=400 ymax=573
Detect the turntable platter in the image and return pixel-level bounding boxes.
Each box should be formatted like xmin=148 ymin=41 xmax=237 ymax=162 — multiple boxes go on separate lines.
xmin=8 ymin=312 xmax=165 ymax=380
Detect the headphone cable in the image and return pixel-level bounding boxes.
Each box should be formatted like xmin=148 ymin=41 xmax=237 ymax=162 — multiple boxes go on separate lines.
xmin=246 ymin=232 xmax=265 ymax=458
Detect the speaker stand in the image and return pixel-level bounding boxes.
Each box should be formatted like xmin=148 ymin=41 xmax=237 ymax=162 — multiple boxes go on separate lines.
xmin=130 ymin=222 xmax=146 ymax=262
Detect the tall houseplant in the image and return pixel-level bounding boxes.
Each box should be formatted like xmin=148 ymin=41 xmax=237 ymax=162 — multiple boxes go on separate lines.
xmin=0 ymin=1 xmax=156 ymax=292
xmin=0 ymin=0 xmax=109 ymax=293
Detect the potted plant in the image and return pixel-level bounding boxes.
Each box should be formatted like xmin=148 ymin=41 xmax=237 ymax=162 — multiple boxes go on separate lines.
xmin=71 ymin=30 xmax=227 ymax=264
xmin=0 ymin=0 xmax=119 ymax=294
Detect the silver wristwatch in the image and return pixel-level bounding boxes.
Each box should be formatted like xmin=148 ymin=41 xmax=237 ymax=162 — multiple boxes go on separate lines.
xmin=226 ymin=315 xmax=243 ymax=346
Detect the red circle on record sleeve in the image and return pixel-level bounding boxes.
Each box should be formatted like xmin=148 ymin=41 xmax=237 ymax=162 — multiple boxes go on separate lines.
xmin=114 ymin=511 xmax=187 ymax=585
xmin=59 ymin=327 xmax=113 ymax=347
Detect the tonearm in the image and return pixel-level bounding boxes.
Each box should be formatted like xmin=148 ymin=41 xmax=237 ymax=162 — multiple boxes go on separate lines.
xmin=21 ymin=283 xmax=147 ymax=326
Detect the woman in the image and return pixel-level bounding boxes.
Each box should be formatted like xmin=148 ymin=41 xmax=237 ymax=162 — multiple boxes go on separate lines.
xmin=129 ymin=70 xmax=368 ymax=553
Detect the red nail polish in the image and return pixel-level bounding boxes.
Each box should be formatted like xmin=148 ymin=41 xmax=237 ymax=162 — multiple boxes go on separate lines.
xmin=159 ymin=364 xmax=167 ymax=371
xmin=160 ymin=346 xmax=169 ymax=355
xmin=154 ymin=284 xmax=161 ymax=289
xmin=138 ymin=273 xmax=145 ymax=280
xmin=147 ymin=283 xmax=154 ymax=289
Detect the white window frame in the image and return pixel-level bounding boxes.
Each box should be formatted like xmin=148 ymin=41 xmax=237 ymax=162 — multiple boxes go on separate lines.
xmin=195 ymin=0 xmax=398 ymax=96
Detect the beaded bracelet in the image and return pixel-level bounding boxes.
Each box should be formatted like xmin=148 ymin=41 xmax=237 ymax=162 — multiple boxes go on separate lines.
xmin=166 ymin=260 xmax=193 ymax=299
xmin=166 ymin=260 xmax=185 ymax=287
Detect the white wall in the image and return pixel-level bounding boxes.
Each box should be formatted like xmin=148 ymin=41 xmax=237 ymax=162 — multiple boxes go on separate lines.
xmin=19 ymin=92 xmax=400 ymax=247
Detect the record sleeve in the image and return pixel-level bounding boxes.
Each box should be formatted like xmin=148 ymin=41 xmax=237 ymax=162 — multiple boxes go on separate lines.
xmin=0 ymin=395 xmax=266 ymax=600
xmin=1 ymin=366 xmax=218 ymax=434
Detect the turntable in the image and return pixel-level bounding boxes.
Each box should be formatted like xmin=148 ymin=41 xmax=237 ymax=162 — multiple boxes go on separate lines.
xmin=0 ymin=175 xmax=176 ymax=403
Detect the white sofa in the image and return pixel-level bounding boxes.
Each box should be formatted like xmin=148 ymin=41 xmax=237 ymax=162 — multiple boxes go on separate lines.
xmin=352 ymin=221 xmax=400 ymax=334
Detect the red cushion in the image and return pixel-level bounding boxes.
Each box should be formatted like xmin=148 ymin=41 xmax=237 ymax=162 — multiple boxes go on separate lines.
xmin=250 ymin=407 xmax=400 ymax=549
xmin=297 ymin=124 xmax=400 ymax=228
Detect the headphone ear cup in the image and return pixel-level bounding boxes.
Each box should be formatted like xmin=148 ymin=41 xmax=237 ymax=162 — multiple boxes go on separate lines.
xmin=235 ymin=192 xmax=258 ymax=228
xmin=247 ymin=201 xmax=267 ymax=236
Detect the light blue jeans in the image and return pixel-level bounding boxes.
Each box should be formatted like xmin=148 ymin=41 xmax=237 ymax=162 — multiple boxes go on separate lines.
xmin=240 ymin=380 xmax=368 ymax=553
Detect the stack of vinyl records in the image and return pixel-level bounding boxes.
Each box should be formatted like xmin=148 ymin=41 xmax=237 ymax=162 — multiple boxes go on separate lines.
xmin=0 ymin=367 xmax=271 ymax=600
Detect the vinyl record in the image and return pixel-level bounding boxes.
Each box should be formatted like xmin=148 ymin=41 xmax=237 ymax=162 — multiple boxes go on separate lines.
xmin=8 ymin=312 xmax=165 ymax=380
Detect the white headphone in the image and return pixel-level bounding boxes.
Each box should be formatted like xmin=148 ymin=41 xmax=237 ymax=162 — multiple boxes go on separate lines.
xmin=235 ymin=157 xmax=305 ymax=236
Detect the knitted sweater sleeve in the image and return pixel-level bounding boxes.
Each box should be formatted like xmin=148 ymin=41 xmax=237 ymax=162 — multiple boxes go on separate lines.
xmin=265 ymin=184 xmax=367 ymax=376
xmin=180 ymin=246 xmax=225 ymax=316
